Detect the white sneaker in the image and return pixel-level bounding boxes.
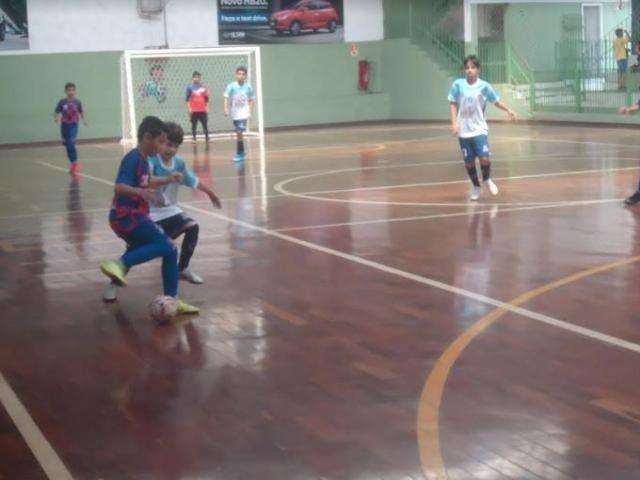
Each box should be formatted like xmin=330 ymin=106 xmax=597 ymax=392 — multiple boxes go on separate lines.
xmin=180 ymin=269 xmax=204 ymax=285
xmin=102 ymin=283 xmax=118 ymax=302
xmin=470 ymin=186 xmax=481 ymax=201
xmin=484 ymin=179 xmax=499 ymax=196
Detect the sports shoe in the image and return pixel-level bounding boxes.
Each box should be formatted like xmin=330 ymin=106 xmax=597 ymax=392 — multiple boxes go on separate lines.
xmin=624 ymin=191 xmax=640 ymax=206
xmin=484 ymin=179 xmax=499 ymax=196
xmin=176 ymin=299 xmax=200 ymax=314
xmin=102 ymin=283 xmax=118 ymax=302
xmin=99 ymin=260 xmax=128 ymax=286
xmin=233 ymin=153 xmax=246 ymax=163
xmin=469 ymin=186 xmax=481 ymax=201
xmin=180 ymin=269 xmax=204 ymax=284
xmin=69 ymin=162 xmax=82 ymax=175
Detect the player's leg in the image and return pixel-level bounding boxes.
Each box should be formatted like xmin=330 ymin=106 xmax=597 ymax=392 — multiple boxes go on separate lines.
xmin=233 ymin=120 xmax=247 ymax=162
xmin=190 ymin=112 xmax=198 ymax=141
xmin=201 ymin=113 xmax=209 ymax=142
xmin=459 ymin=137 xmax=481 ymax=200
xmin=624 ymin=178 xmax=640 ymax=205
xmin=476 ymin=135 xmax=498 ymax=196
xmin=158 ymin=214 xmax=203 ymax=284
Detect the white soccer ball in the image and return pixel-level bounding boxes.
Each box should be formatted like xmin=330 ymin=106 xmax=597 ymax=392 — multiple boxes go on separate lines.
xmin=148 ymin=295 xmax=178 ymax=324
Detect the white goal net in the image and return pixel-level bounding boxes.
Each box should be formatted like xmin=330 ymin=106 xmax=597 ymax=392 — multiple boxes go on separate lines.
xmin=121 ymin=47 xmax=264 ymax=143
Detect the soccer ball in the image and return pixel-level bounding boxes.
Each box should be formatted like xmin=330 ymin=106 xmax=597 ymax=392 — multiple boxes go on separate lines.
xmin=148 ymin=295 xmax=178 ymax=324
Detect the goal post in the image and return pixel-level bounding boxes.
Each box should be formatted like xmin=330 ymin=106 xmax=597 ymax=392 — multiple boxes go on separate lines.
xmin=120 ymin=47 xmax=264 ymax=144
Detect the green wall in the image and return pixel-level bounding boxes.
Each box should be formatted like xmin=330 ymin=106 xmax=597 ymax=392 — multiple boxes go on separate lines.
xmin=0 ymin=52 xmax=122 ymax=144
xmin=261 ymin=42 xmax=390 ymax=128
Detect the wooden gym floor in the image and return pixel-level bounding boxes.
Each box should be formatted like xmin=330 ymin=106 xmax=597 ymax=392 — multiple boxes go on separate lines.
xmin=1 ymin=122 xmax=640 ymax=479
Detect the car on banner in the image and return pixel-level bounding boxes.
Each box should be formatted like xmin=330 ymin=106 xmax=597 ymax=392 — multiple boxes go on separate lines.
xmin=269 ymin=0 xmax=339 ymax=36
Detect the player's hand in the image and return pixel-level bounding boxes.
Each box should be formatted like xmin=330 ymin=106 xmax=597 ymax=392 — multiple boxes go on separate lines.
xmin=170 ymin=172 xmax=183 ymax=183
xmin=507 ymin=110 xmax=517 ymax=121
xmin=209 ymin=192 xmax=222 ymax=209
xmin=139 ymin=188 xmax=158 ymax=202
xmin=54 ymin=117 xmax=59 ymax=123
xmin=224 ymin=110 xmax=229 ymax=117
xmin=450 ymin=124 xmax=459 ymax=136
xmin=619 ymin=106 xmax=630 ymax=114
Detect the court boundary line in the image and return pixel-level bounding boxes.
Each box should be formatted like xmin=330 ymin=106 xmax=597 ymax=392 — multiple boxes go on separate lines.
xmin=417 ymin=254 xmax=640 ymax=480
xmin=0 ymin=373 xmax=74 ymax=480
xmin=273 ymin=165 xmax=640 ymax=207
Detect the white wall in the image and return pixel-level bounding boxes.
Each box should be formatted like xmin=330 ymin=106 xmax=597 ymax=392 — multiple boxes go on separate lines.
xmin=27 ymin=0 xmax=218 ymax=53
xmin=344 ymin=0 xmax=384 ymax=42
xmin=25 ymin=0 xmax=382 ymax=54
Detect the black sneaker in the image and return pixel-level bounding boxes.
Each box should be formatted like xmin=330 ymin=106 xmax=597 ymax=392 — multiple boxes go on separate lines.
xmin=624 ymin=191 xmax=640 ymax=206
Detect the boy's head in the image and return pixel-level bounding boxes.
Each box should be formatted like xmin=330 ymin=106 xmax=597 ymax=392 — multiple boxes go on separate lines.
xmin=159 ymin=122 xmax=184 ymax=160
xmin=150 ymin=64 xmax=165 ymax=82
xmin=64 ymin=82 xmax=76 ymax=98
xmin=137 ymin=116 xmax=167 ymax=156
xmin=616 ymin=28 xmax=624 ymax=38
xmin=235 ymin=66 xmax=247 ymax=83
xmin=192 ymin=71 xmax=202 ymax=83
xmin=463 ymin=55 xmax=480 ymax=81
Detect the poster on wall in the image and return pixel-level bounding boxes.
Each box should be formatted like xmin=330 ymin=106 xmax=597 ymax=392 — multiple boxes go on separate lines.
xmin=218 ymin=0 xmax=344 ymax=45
xmin=0 ymin=0 xmax=28 ymax=51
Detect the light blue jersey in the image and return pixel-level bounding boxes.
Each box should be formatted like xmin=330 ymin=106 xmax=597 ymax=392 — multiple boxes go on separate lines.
xmin=447 ymin=78 xmax=499 ymax=138
xmin=224 ymin=81 xmax=255 ymax=120
xmin=148 ymin=156 xmax=199 ymax=221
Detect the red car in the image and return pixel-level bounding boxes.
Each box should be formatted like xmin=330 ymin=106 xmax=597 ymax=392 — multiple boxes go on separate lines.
xmin=270 ymin=0 xmax=339 ymax=36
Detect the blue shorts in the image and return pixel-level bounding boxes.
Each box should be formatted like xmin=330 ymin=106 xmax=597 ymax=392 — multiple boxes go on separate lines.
xmin=618 ymin=58 xmax=628 ymax=73
xmin=233 ymin=119 xmax=248 ymax=133
xmin=458 ymin=135 xmax=491 ymax=163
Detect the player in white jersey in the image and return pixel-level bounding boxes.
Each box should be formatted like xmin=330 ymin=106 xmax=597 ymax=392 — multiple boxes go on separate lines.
xmin=448 ymin=55 xmax=517 ymax=201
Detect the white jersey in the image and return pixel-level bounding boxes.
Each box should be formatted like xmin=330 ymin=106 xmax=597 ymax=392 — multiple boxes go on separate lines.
xmin=447 ymin=78 xmax=499 ymax=138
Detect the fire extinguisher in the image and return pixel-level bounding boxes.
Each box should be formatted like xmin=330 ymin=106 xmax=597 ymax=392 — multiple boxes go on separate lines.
xmin=359 ymin=60 xmax=371 ymax=92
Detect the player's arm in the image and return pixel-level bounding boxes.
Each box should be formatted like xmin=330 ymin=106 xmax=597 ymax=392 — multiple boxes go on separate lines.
xmin=449 ymin=102 xmax=459 ymax=136
xmin=619 ymin=104 xmax=640 ymax=114
xmin=197 ymin=183 xmax=221 ymax=209
xmin=494 ymin=100 xmax=517 ymax=121
xmin=223 ymin=96 xmax=230 ymax=116
xmin=114 ymin=183 xmax=157 ymax=202
xmin=78 ymin=101 xmax=88 ymax=126
xmin=149 ymin=173 xmax=182 ymax=188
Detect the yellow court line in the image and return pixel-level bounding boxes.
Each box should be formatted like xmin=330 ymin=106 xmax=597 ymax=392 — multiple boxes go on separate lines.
xmin=416 ymin=254 xmax=640 ymax=480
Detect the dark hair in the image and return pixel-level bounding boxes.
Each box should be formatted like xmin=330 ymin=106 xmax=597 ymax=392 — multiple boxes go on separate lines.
xmin=149 ymin=64 xmax=164 ymax=75
xmin=463 ymin=55 xmax=481 ymax=69
xmin=192 ymin=71 xmax=201 ymax=77
xmin=137 ymin=116 xmax=167 ymax=144
xmin=616 ymin=28 xmax=624 ymax=37
xmin=64 ymin=82 xmax=76 ymax=90
xmin=236 ymin=66 xmax=247 ymax=74
xmin=165 ymin=121 xmax=184 ymax=146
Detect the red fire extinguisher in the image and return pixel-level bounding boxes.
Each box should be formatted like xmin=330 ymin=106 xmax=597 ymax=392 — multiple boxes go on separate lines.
xmin=359 ymin=60 xmax=371 ymax=92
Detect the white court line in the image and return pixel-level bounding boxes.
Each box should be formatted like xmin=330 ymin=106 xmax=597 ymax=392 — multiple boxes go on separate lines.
xmin=273 ymin=165 xmax=640 ymax=207
xmin=38 ymin=255 xmax=233 ymax=278
xmin=0 ymin=207 xmax=110 ymax=221
xmin=38 ymin=161 xmax=640 ymax=357
xmin=17 ymin=232 xmax=226 ymax=251
xmin=496 ymin=135 xmax=640 ymax=150
xmin=275 ymin=198 xmax=623 ymax=232
xmin=0 ymin=373 xmax=74 ymax=480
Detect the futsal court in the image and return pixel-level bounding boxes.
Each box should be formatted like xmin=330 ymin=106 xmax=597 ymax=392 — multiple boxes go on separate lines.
xmin=1 ymin=121 xmax=640 ymax=479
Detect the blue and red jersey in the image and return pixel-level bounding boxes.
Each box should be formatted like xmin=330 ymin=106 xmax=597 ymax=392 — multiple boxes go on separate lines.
xmin=109 ymin=149 xmax=151 ymax=234
xmin=186 ymin=82 xmax=209 ymax=112
xmin=55 ymin=98 xmax=83 ymax=124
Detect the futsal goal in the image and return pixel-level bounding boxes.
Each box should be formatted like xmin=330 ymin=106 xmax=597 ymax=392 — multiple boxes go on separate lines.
xmin=120 ymin=47 xmax=264 ymax=143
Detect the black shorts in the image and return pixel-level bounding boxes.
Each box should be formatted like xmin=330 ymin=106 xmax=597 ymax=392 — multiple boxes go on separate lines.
xmin=156 ymin=213 xmax=196 ymax=239
xmin=190 ymin=112 xmax=208 ymax=124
